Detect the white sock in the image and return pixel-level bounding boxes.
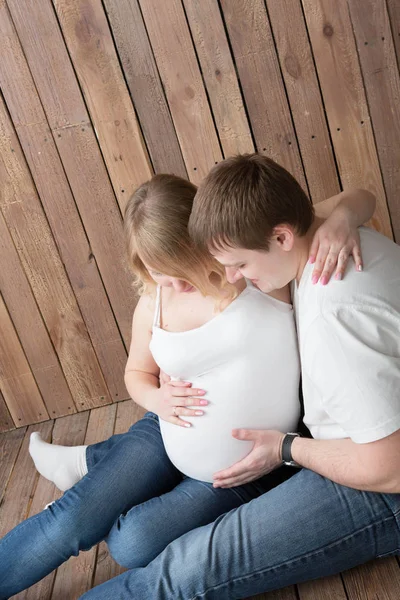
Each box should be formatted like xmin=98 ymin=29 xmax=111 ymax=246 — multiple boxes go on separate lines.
xmin=29 ymin=432 xmax=88 ymax=492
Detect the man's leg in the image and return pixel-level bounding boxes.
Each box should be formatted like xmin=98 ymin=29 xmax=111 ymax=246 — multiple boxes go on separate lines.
xmin=0 ymin=413 xmax=182 ymax=599
xmin=81 ymin=469 xmax=400 ymax=600
xmin=106 ymin=465 xmax=294 ymax=569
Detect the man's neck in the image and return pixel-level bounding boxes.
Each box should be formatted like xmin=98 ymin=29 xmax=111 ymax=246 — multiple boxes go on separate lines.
xmin=294 ymin=217 xmax=325 ymax=284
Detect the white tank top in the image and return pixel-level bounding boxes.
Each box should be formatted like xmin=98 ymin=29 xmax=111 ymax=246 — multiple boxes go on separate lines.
xmin=150 ymin=282 xmax=300 ymax=482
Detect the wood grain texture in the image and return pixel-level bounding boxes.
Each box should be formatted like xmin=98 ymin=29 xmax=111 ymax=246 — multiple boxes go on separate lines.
xmin=302 ymin=0 xmax=393 ymax=237
xmin=298 ymin=574 xmax=348 ymax=600
xmin=53 ymin=0 xmax=152 ymax=212
xmin=0 ymin=421 xmax=53 ymax=536
xmin=0 ymin=388 xmax=15 ymax=431
xmin=220 ymin=0 xmax=307 ymax=190
xmin=348 ymin=0 xmax=400 ymax=242
xmin=0 ymin=293 xmax=49 ymax=426
xmin=13 ymin=411 xmax=90 ymax=600
xmin=0 ymin=0 xmax=123 ymax=407
xmin=0 ymin=425 xmax=25 ymax=501
xmin=183 ymin=0 xmax=254 ymax=157
xmin=343 ymin=556 xmax=400 ymax=599
xmin=139 ymin=0 xmax=222 ymax=183
xmin=0 ymin=209 xmax=75 ymax=420
xmin=7 ymin=0 xmax=136 ymax=349
xmin=103 ymin=0 xmax=187 ymax=177
xmin=266 ymin=0 xmax=340 ymax=202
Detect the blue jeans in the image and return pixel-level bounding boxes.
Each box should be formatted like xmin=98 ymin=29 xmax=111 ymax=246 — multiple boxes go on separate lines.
xmin=0 ymin=413 xmax=292 ymax=599
xmin=80 ymin=469 xmax=400 ymax=599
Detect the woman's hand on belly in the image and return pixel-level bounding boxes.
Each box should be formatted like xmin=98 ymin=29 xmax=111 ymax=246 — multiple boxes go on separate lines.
xmin=150 ymin=378 xmax=208 ymax=428
xmin=212 ymin=429 xmax=285 ymax=487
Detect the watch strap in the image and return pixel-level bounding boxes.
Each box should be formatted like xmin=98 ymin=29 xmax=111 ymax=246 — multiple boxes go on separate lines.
xmin=281 ymin=433 xmax=300 ymax=464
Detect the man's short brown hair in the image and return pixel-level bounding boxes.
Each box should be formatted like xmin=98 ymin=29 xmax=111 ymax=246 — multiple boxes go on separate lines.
xmin=189 ymin=154 xmax=314 ymax=251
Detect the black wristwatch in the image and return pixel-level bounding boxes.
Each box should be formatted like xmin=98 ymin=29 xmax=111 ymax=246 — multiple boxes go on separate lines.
xmin=281 ymin=433 xmax=302 ymax=467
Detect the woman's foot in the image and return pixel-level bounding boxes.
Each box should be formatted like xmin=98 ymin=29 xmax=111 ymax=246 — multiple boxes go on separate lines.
xmin=29 ymin=432 xmax=88 ymax=491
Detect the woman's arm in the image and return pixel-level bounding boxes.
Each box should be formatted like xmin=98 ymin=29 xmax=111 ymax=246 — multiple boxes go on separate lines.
xmin=314 ymin=188 xmax=376 ymax=223
xmin=310 ymin=189 xmax=376 ymax=284
xmin=125 ymin=295 xmax=206 ymax=427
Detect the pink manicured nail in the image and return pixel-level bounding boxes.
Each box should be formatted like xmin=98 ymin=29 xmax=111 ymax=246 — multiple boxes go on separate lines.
xmin=312 ymin=275 xmax=319 ymax=285
xmin=320 ymin=276 xmax=327 ymax=286
xmin=197 ymin=390 xmax=206 ymax=395
xmin=309 ymin=256 xmax=315 ymax=264
xmin=195 ymin=411 xmax=204 ymax=416
xmin=184 ymin=422 xmax=191 ymax=428
xmin=335 ymin=273 xmax=342 ymax=281
xmin=357 ymin=265 xmax=363 ymax=272
xmin=200 ymin=400 xmax=208 ymax=405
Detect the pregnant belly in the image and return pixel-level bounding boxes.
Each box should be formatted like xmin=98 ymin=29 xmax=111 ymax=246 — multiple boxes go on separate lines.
xmin=159 ymin=372 xmax=300 ymax=483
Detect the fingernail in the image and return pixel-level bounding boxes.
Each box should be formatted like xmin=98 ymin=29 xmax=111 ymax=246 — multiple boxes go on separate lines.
xmin=320 ymin=276 xmax=327 ymax=285
xmin=195 ymin=411 xmax=203 ymax=416
xmin=335 ymin=273 xmax=342 ymax=281
xmin=309 ymin=257 xmax=315 ymax=264
xmin=199 ymin=400 xmax=208 ymax=405
xmin=312 ymin=275 xmax=318 ymax=285
xmin=357 ymin=265 xmax=363 ymax=272
xmin=197 ymin=390 xmax=206 ymax=395
xmin=184 ymin=422 xmax=191 ymax=428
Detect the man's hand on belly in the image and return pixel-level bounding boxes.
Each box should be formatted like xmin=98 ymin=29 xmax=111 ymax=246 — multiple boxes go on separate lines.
xmin=212 ymin=429 xmax=285 ymax=488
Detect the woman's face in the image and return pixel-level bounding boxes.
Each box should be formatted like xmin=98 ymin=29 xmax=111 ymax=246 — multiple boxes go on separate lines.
xmin=144 ymin=264 xmax=197 ymax=294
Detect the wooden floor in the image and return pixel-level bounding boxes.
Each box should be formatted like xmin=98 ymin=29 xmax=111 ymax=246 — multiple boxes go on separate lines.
xmin=1 ymin=401 xmax=399 ymax=600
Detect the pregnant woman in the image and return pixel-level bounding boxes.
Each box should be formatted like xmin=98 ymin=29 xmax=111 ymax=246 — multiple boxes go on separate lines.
xmin=0 ymin=173 xmax=373 ymax=598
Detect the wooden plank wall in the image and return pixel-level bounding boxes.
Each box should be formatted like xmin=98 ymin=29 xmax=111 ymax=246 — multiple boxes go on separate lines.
xmin=0 ymin=0 xmax=399 ymax=429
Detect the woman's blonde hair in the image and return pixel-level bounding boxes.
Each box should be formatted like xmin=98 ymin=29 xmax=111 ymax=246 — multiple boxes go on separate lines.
xmin=124 ymin=174 xmax=236 ymax=301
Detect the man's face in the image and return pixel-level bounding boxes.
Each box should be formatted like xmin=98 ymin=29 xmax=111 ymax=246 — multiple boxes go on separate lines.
xmin=212 ymin=241 xmax=295 ymax=293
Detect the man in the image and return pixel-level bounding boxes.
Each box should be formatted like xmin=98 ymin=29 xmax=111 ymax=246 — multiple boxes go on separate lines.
xmin=82 ymin=154 xmax=400 ymax=599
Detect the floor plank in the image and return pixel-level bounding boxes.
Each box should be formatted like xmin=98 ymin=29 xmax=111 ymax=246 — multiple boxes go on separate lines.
xmin=13 ymin=411 xmax=90 ymax=600
xmin=343 ymin=556 xmax=400 ymax=600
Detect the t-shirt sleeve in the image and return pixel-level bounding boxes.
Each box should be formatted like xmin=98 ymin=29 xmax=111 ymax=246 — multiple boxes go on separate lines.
xmin=302 ymin=305 xmax=400 ymax=443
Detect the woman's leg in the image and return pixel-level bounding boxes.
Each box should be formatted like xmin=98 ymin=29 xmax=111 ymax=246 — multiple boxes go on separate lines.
xmin=29 ymin=414 xmax=156 ymax=491
xmin=0 ymin=413 xmax=182 ymax=599
xmin=106 ymin=465 xmax=294 ymax=569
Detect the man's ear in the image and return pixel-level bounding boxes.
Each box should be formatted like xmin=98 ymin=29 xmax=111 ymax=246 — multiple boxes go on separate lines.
xmin=271 ymin=225 xmax=295 ymax=251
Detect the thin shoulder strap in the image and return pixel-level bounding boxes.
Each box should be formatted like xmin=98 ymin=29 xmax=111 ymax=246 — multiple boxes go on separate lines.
xmin=153 ymin=285 xmax=162 ymax=328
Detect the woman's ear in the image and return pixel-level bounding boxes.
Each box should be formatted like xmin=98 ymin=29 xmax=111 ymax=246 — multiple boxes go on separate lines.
xmin=271 ymin=225 xmax=295 ymax=251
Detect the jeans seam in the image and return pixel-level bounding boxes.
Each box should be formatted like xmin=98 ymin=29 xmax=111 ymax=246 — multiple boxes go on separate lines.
xmin=189 ymin=513 xmax=398 ymax=599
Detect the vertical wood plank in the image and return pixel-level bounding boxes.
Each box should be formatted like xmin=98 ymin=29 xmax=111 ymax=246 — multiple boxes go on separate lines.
xmin=0 ymin=210 xmax=75 ymax=419
xmin=266 ymin=0 xmax=340 ymax=202
xmin=0 ymin=426 xmax=25 ymax=502
xmin=51 ymin=405 xmax=117 ymax=599
xmin=386 ymin=0 xmax=400 ymax=72
xmin=219 ymin=0 xmax=307 ymax=190
xmin=0 ymin=421 xmax=53 ymax=536
xmin=343 ymin=557 xmax=400 ymax=599
xmin=183 ymin=0 xmax=254 ymax=157
xmin=7 ymin=0 xmax=137 ymax=348
xmin=0 ymin=0 xmax=124 ymax=406
xmin=114 ymin=399 xmax=146 ymax=435
xmin=302 ymin=0 xmax=393 ymax=238
xmin=0 ymin=293 xmax=49 ymax=426
xmin=298 ymin=574 xmax=348 ymax=600
xmin=139 ymin=0 xmax=222 ymax=183
xmin=102 ymin=0 xmax=187 ymax=177
xmin=53 ymin=0 xmax=153 ymax=212
xmin=13 ymin=411 xmax=90 ymax=600
xmin=0 ymin=388 xmax=15 ymax=431
xmin=348 ymin=0 xmax=400 ymax=242
xmin=248 ymin=586 xmax=298 ymax=600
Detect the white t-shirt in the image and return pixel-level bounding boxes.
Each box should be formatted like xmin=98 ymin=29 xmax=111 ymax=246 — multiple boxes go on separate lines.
xmin=150 ymin=281 xmax=300 ymax=482
xmin=293 ymin=227 xmax=400 ymax=443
